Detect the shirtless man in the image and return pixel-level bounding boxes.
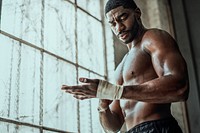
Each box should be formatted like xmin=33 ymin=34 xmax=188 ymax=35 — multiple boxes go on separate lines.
xmin=61 ymin=0 xmax=189 ymax=132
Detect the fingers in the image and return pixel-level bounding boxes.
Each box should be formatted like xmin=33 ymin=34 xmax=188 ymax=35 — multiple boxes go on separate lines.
xmin=61 ymin=77 xmax=99 ymax=99
xmin=62 ymin=85 xmax=88 ymax=98
xmin=62 ymin=84 xmax=83 ymax=91
xmin=61 ymin=84 xmax=96 ymax=97
xmin=61 ymin=85 xmax=68 ymax=90
xmin=73 ymin=95 xmax=94 ymax=100
xmin=79 ymin=77 xmax=99 ymax=84
xmin=62 ymin=85 xmax=84 ymax=93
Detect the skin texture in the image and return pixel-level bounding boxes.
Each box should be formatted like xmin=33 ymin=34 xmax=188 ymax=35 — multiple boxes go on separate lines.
xmin=61 ymin=6 xmax=189 ymax=132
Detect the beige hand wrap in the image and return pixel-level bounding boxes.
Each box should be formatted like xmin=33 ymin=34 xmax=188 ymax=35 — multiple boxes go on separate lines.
xmin=96 ymin=80 xmax=123 ymax=100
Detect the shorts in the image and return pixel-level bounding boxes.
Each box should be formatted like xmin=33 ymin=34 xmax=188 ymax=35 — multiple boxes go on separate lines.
xmin=126 ymin=116 xmax=182 ymax=133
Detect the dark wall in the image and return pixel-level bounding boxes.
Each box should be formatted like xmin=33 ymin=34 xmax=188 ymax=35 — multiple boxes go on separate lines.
xmin=0 ymin=0 xmax=1 ymax=15
xmin=184 ymin=0 xmax=200 ymax=86
xmin=170 ymin=0 xmax=200 ymax=132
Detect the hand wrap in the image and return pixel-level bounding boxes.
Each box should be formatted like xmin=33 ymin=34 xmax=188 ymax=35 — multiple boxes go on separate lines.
xmin=96 ymin=80 xmax=123 ymax=100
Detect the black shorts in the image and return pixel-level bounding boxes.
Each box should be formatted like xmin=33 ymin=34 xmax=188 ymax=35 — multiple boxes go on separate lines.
xmin=126 ymin=117 xmax=182 ymax=133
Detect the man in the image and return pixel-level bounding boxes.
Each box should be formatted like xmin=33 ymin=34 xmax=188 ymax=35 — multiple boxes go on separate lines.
xmin=61 ymin=0 xmax=189 ymax=132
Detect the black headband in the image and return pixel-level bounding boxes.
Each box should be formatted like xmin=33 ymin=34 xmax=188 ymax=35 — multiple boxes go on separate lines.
xmin=105 ymin=0 xmax=137 ymax=14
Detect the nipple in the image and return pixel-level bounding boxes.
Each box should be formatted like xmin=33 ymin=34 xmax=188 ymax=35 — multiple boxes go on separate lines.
xmin=131 ymin=71 xmax=134 ymax=75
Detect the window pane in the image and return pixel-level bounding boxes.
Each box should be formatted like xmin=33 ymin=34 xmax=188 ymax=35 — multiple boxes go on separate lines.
xmin=77 ymin=0 xmax=101 ymax=20
xmin=0 ymin=34 xmax=41 ymax=125
xmin=78 ymin=68 xmax=91 ymax=132
xmin=1 ymin=0 xmax=43 ymax=47
xmin=44 ymin=0 xmax=76 ymax=62
xmin=18 ymin=45 xmax=41 ymax=124
xmin=89 ymin=72 xmax=105 ymax=133
xmin=0 ymin=121 xmax=40 ymax=133
xmin=77 ymin=9 xmax=105 ymax=75
xmin=68 ymin=0 xmax=75 ymax=3
xmin=78 ymin=68 xmax=104 ymax=133
xmin=0 ymin=34 xmax=13 ymax=118
xmin=0 ymin=0 xmax=114 ymax=132
xmin=43 ymin=54 xmax=78 ymax=132
xmin=43 ymin=130 xmax=64 ymax=133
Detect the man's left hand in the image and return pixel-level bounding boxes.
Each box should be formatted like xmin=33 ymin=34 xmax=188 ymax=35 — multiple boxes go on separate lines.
xmin=61 ymin=78 xmax=99 ymax=100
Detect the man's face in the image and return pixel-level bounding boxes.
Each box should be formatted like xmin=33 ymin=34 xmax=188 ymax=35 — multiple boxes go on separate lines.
xmin=106 ymin=6 xmax=139 ymax=44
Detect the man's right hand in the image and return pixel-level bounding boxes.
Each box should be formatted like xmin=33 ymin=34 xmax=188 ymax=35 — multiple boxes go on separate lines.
xmin=98 ymin=99 xmax=113 ymax=112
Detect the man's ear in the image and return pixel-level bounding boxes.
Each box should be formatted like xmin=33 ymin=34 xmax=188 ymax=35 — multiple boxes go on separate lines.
xmin=134 ymin=8 xmax=141 ymax=19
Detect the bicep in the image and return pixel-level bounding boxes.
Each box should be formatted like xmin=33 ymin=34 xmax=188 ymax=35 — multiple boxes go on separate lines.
xmin=151 ymin=47 xmax=187 ymax=78
xmin=150 ymin=46 xmax=189 ymax=100
xmin=145 ymin=31 xmax=187 ymax=77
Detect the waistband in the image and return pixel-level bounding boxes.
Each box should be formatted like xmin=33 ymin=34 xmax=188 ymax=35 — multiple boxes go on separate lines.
xmin=126 ymin=116 xmax=178 ymax=133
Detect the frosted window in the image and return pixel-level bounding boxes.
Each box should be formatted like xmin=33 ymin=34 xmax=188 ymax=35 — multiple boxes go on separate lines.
xmin=16 ymin=45 xmax=41 ymax=124
xmin=0 ymin=35 xmax=41 ymax=124
xmin=68 ymin=0 xmax=75 ymax=3
xmin=78 ymin=68 xmax=92 ymax=132
xmin=0 ymin=34 xmax=13 ymax=118
xmin=89 ymin=72 xmax=105 ymax=133
xmin=1 ymin=0 xmax=43 ymax=47
xmin=0 ymin=121 xmax=40 ymax=133
xmin=0 ymin=0 xmax=114 ymax=132
xmin=77 ymin=0 xmax=101 ymax=20
xmin=43 ymin=54 xmax=78 ymax=132
xmin=44 ymin=0 xmax=76 ymax=62
xmin=78 ymin=69 xmax=104 ymax=133
xmin=77 ymin=9 xmax=105 ymax=75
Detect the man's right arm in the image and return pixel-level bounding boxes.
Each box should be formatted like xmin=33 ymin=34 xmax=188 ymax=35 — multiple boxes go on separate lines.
xmin=99 ymin=100 xmax=124 ymax=133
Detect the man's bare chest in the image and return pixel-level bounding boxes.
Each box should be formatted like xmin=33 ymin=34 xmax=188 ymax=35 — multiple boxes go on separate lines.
xmin=115 ymin=48 xmax=153 ymax=85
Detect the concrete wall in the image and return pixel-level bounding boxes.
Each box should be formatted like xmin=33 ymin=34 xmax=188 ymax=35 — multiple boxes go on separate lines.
xmin=170 ymin=0 xmax=200 ymax=132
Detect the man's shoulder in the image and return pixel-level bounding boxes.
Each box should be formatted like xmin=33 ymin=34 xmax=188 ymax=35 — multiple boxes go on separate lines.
xmin=141 ymin=28 xmax=177 ymax=53
xmin=144 ymin=28 xmax=171 ymax=38
xmin=142 ymin=28 xmax=174 ymax=44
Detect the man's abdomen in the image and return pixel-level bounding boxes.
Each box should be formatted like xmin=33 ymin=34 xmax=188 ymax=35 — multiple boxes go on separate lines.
xmin=120 ymin=101 xmax=172 ymax=130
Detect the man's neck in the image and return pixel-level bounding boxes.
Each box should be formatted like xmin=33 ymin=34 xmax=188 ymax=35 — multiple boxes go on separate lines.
xmin=127 ymin=26 xmax=146 ymax=50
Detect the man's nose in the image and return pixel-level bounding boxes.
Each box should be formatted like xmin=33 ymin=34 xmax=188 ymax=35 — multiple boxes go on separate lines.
xmin=116 ymin=22 xmax=125 ymax=34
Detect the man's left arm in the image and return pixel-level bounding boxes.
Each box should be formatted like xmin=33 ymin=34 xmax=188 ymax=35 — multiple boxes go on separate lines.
xmin=61 ymin=31 xmax=189 ymax=103
xmin=122 ymin=30 xmax=189 ymax=103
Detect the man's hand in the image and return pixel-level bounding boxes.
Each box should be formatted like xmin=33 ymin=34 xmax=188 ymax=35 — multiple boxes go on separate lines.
xmin=98 ymin=99 xmax=113 ymax=110
xmin=61 ymin=77 xmax=99 ymax=100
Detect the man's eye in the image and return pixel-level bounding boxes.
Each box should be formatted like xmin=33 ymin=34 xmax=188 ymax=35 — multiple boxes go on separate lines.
xmin=120 ymin=15 xmax=128 ymax=21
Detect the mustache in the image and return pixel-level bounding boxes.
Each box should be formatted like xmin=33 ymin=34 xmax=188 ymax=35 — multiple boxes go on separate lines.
xmin=117 ymin=30 xmax=129 ymax=37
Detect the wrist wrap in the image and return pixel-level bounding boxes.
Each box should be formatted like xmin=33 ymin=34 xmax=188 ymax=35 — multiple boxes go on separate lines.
xmin=96 ymin=80 xmax=123 ymax=100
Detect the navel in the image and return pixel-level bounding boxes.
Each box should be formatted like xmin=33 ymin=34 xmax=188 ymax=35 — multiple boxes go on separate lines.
xmin=131 ymin=71 xmax=137 ymax=79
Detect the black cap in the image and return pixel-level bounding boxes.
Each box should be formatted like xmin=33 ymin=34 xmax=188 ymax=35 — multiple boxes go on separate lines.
xmin=105 ymin=0 xmax=137 ymax=14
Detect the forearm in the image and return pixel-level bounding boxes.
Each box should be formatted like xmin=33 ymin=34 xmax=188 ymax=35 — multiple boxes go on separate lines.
xmin=122 ymin=74 xmax=189 ymax=103
xmin=99 ymin=108 xmax=123 ymax=133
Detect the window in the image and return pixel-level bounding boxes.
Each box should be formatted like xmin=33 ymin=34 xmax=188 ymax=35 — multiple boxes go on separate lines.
xmin=0 ymin=0 xmax=115 ymax=132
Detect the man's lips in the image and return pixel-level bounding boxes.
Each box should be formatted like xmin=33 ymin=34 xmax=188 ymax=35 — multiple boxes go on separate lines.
xmin=118 ymin=31 xmax=129 ymax=40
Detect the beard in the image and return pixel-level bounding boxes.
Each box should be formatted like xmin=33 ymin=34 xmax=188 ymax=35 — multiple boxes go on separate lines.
xmin=120 ymin=18 xmax=139 ymax=44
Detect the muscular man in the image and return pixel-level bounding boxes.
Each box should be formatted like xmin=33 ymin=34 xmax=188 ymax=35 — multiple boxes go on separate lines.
xmin=61 ymin=0 xmax=189 ymax=132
